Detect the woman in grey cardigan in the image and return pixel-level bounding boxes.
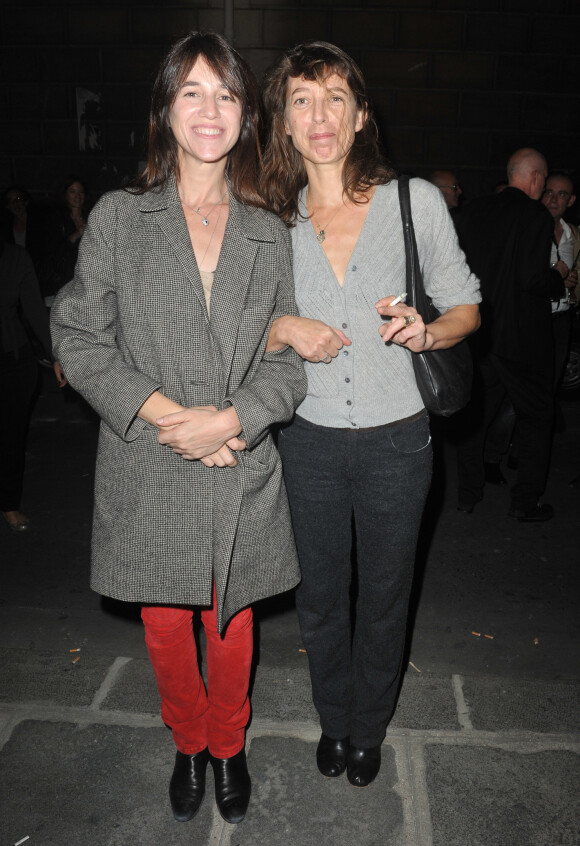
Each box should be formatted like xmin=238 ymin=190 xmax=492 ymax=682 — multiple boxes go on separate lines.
xmin=263 ymin=42 xmax=480 ymax=788
xmin=51 ymin=32 xmax=305 ymax=826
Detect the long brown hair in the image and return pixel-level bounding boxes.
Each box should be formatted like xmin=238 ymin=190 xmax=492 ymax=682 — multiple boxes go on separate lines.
xmin=129 ymin=31 xmax=266 ymax=209
xmin=262 ymin=41 xmax=395 ymax=225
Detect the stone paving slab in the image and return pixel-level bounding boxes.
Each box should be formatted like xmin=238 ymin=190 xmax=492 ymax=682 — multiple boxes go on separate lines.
xmin=250 ymin=665 xmax=318 ymax=724
xmin=461 ymin=676 xmax=579 ymax=733
xmin=425 ymin=744 xmax=580 ymax=846
xmin=0 ymin=647 xmax=115 ymax=707
xmin=391 ymin=673 xmax=459 ymax=731
xmin=0 ymin=720 xmax=209 ymax=846
xmin=240 ymin=736 xmax=404 ymax=846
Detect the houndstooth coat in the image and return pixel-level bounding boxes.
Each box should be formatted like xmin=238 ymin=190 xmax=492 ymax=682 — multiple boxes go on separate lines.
xmin=50 ymin=177 xmax=306 ymax=631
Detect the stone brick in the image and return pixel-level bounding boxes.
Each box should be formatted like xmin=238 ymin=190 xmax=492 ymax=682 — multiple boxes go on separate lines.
xmin=399 ymin=12 xmax=464 ymax=50
xmin=433 ymin=53 xmax=494 ymax=89
xmin=67 ymin=6 xmax=130 ymax=43
xmin=43 ymin=121 xmax=85 ymax=155
xmin=385 ymin=127 xmax=426 ymax=169
xmin=529 ymin=15 xmax=578 ymax=54
xmin=367 ymin=89 xmax=394 ymax=138
xmin=489 ymin=133 xmax=546 ymax=167
xmin=496 ymin=53 xmax=557 ymax=93
xmin=132 ymin=8 xmax=200 ymax=44
xmin=369 ymin=0 xmax=429 ymax=6
xmin=433 ymin=0 xmax=499 ymax=7
xmin=239 ymin=48 xmax=289 ymax=83
xmin=395 ymin=90 xmax=459 ymax=128
xmin=465 ymin=13 xmax=528 ymax=52
xmin=38 ymin=48 xmax=101 ymax=84
xmin=263 ymin=10 xmax=328 ymax=49
xmin=523 ymin=94 xmax=580 ymax=134
xmin=331 ymin=12 xmax=395 ymax=49
xmin=460 ymin=91 xmax=522 ymax=130
xmin=364 ymin=52 xmax=429 ymax=89
xmin=427 ymin=129 xmax=489 ymax=167
xmin=0 ymin=121 xmax=42 ymax=155
xmin=2 ymin=6 xmax=65 ymax=44
xmin=198 ymin=8 xmax=225 ymax=32
xmin=106 ymin=121 xmax=148 ymax=156
xmin=0 ymin=47 xmax=40 ymax=83
xmin=6 ymin=84 xmax=70 ymax=120
xmin=134 ymin=85 xmax=155 ymax=121
xmin=231 ymin=9 xmax=262 ymax=48
xmin=101 ymin=46 xmax=165 ymax=85
xmin=502 ymin=0 xmax=567 ymax=11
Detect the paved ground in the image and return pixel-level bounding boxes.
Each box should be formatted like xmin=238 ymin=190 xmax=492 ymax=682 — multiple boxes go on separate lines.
xmin=1 ymin=370 xmax=579 ymax=846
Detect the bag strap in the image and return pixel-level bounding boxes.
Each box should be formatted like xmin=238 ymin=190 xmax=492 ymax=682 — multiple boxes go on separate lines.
xmin=397 ymin=174 xmax=420 ymax=310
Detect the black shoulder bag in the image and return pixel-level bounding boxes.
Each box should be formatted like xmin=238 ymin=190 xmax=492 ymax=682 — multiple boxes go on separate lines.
xmin=397 ymin=175 xmax=473 ymax=417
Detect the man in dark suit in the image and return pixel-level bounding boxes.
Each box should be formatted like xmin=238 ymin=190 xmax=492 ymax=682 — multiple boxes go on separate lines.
xmin=455 ymin=148 xmax=568 ymax=521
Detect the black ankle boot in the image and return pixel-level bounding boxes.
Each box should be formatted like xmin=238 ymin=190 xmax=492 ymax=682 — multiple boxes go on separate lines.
xmin=346 ymin=744 xmax=381 ymax=788
xmin=210 ymin=748 xmax=251 ymax=824
xmin=169 ymin=748 xmax=209 ymax=821
xmin=316 ymin=733 xmax=349 ymax=777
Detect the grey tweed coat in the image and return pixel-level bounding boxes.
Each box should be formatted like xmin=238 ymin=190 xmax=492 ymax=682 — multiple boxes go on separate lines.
xmin=50 ymin=177 xmax=306 ymax=631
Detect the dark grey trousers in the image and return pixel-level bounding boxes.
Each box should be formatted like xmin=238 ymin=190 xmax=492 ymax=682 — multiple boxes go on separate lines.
xmin=279 ymin=412 xmax=432 ymax=748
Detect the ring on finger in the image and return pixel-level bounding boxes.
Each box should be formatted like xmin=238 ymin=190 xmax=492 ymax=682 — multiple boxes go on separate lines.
xmin=322 ymin=353 xmax=331 ymax=363
xmin=403 ymin=314 xmax=416 ymax=327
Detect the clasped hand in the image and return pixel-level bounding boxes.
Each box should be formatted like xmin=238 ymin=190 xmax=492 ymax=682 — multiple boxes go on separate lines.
xmin=156 ymin=405 xmax=246 ymax=468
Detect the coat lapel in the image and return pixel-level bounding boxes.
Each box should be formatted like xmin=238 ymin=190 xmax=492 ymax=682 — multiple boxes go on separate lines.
xmin=138 ymin=177 xmax=208 ymax=316
xmin=209 ymin=196 xmax=276 ymax=378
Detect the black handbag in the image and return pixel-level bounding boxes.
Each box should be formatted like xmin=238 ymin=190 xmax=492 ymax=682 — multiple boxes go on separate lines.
xmin=397 ymin=175 xmax=473 ymax=417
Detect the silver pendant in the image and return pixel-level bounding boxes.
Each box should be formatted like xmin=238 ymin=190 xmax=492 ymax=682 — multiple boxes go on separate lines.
xmin=202 ymin=218 xmax=209 ymax=226
xmin=316 ymin=230 xmax=326 ymax=243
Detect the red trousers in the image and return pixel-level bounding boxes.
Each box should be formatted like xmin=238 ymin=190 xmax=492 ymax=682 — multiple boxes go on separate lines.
xmin=142 ymin=590 xmax=253 ymax=759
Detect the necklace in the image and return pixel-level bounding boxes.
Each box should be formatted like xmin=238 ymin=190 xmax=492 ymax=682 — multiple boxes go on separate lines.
xmin=307 ymin=193 xmax=343 ymax=243
xmin=181 ymin=189 xmax=227 ymax=226
xmin=198 ymin=200 xmax=225 ymax=270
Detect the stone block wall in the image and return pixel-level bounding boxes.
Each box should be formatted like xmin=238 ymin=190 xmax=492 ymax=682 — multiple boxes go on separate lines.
xmin=1 ymin=0 xmax=579 ymax=203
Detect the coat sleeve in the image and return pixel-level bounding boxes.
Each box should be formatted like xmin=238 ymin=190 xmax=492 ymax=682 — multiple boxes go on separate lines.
xmin=225 ymin=222 xmax=307 ymax=449
xmin=50 ymin=194 xmax=161 ymax=441
xmin=519 ymin=205 xmax=565 ymax=301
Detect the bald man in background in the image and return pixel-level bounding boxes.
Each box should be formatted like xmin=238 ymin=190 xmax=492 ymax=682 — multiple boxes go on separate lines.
xmin=454 ymin=148 xmax=568 ymax=522
xmin=428 ymin=170 xmax=463 ymax=211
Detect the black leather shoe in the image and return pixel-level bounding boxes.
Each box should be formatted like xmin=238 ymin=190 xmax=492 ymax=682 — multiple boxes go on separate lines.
xmin=169 ymin=748 xmax=209 ymax=822
xmin=508 ymin=502 xmax=554 ymax=522
xmin=316 ymin=734 xmax=349 ymax=778
xmin=210 ymin=748 xmax=251 ymax=824
xmin=346 ymin=745 xmax=381 ymax=788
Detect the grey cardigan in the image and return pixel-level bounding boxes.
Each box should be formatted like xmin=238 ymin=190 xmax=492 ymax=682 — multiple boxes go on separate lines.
xmin=50 ymin=177 xmax=306 ymax=630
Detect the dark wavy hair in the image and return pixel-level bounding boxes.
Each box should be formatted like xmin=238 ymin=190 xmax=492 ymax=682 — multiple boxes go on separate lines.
xmin=129 ymin=31 xmax=266 ymax=209
xmin=262 ymin=41 xmax=395 ymax=225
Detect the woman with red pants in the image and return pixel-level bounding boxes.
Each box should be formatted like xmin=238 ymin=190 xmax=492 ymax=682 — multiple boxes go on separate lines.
xmin=51 ymin=31 xmax=306 ymax=825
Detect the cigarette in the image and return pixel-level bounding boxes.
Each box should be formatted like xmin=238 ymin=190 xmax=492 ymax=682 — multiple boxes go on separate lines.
xmin=472 ymin=631 xmax=481 ymax=637
xmin=484 ymin=634 xmax=494 ymax=640
xmin=69 ymin=648 xmax=81 ymax=653
xmin=299 ymin=648 xmax=307 ymax=653
xmin=390 ymin=293 xmax=407 ymax=307
xmin=72 ymin=656 xmax=80 ymax=664
xmin=409 ymin=661 xmax=422 ymax=673
xmin=15 ymin=837 xmax=30 ymax=846
xmin=533 ymin=637 xmax=539 ymax=646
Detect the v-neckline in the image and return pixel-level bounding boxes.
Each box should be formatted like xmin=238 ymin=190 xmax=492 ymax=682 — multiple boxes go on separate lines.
xmin=301 ymin=187 xmax=377 ymax=289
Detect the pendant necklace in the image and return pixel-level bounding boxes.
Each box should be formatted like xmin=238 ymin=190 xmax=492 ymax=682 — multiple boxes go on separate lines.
xmin=182 ymin=189 xmax=227 ymax=226
xmin=308 ymin=194 xmax=343 ymax=243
